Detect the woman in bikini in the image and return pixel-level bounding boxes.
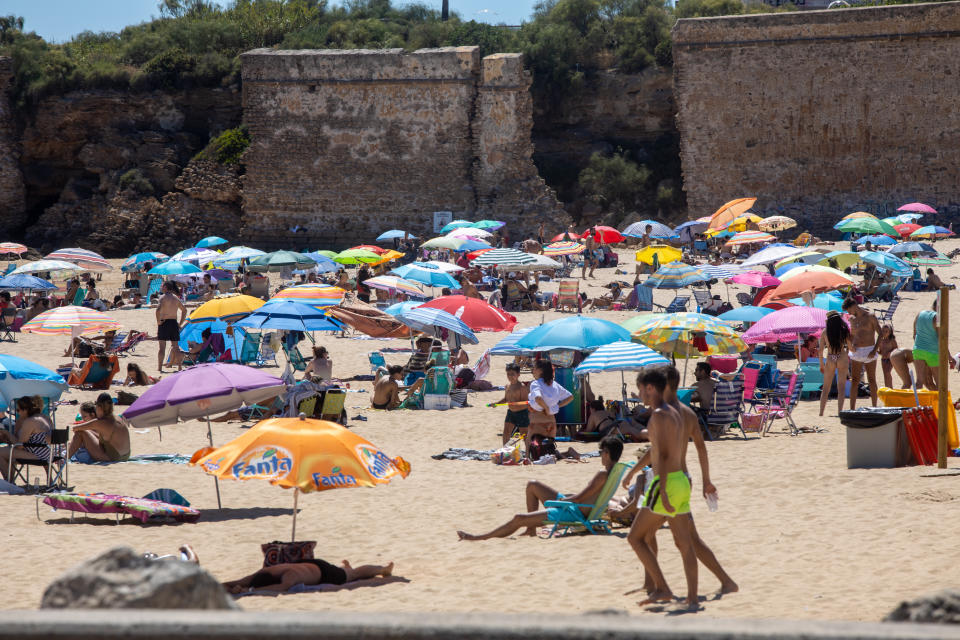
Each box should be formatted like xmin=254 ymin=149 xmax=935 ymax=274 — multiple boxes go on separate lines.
xmin=123 ymin=363 xmax=159 ymax=386
xmin=0 ymin=395 xmax=53 ymax=482
xmin=68 ymin=393 xmax=130 ymax=463
xmin=818 ymin=310 xmax=851 ymax=416
xmin=877 ymin=324 xmax=900 ymax=389
xmin=222 ymin=558 xmax=394 ymax=594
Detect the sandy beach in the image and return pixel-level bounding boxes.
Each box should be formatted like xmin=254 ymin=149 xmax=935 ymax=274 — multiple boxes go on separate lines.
xmin=2 ymin=242 xmax=959 ymax=620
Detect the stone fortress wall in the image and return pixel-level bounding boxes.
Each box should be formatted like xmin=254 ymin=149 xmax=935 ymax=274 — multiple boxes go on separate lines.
xmin=240 ymin=47 xmax=566 ymax=249
xmin=0 ymin=57 xmax=25 ymax=231
xmin=672 ymin=2 xmax=960 ymax=232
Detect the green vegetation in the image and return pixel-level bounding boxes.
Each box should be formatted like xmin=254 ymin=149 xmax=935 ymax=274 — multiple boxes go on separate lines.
xmin=196 ymin=125 xmax=251 ymax=165
xmin=118 ymin=168 xmax=154 ymax=195
xmin=578 ymin=150 xmax=651 ymax=215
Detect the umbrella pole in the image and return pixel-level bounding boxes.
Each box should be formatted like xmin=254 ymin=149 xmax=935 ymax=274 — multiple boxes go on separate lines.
xmin=291 ymin=488 xmax=299 ymax=541
xmin=206 ymin=415 xmax=222 ymax=509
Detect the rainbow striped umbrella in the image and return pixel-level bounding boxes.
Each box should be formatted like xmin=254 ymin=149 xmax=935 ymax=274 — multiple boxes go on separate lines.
xmin=543 ymin=241 xmax=585 ymax=256
xmin=630 ymin=312 xmax=746 ymax=359
xmin=21 ymin=305 xmax=121 ymax=336
xmin=46 ymin=248 xmax=110 ymax=270
xmin=362 ymin=275 xmax=427 ymax=298
xmin=644 ymin=262 xmax=709 ymax=289
xmin=271 ymin=284 xmax=345 ymax=308
xmin=0 ymin=242 xmax=28 ymax=255
xmin=910 ymin=225 xmax=955 ymax=239
xmin=724 ymin=230 xmax=777 ymax=246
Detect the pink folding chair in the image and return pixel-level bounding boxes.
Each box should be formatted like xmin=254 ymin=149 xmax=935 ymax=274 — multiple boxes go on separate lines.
xmin=739 ymin=363 xmax=768 ymax=437
xmin=755 ymin=372 xmax=803 ymax=436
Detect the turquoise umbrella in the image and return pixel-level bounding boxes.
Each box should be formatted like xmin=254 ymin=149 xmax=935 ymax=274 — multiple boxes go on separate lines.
xmin=440 ymin=220 xmax=474 ymax=233
xmin=858 ymin=250 xmax=913 ymax=277
xmin=148 ymin=261 xmax=202 ymax=276
xmin=717 ymin=306 xmax=774 ymax=323
xmin=196 ymin=236 xmax=228 ymax=248
xmin=515 ymin=316 xmax=631 ymax=353
xmin=471 ymin=220 xmax=505 ymax=231
xmin=0 ymin=354 xmax=67 ymax=411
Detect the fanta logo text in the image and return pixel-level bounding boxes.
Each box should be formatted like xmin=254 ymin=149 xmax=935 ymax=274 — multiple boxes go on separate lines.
xmin=230 ymin=446 xmax=293 ymax=480
xmin=312 ymin=471 xmax=358 ymax=488
xmin=356 ymin=445 xmax=394 ymax=479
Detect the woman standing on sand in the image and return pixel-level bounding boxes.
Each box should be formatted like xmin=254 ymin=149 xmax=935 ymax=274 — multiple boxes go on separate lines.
xmin=818 ymin=311 xmax=851 ymax=417
xmin=527 ymin=359 xmax=573 ymax=440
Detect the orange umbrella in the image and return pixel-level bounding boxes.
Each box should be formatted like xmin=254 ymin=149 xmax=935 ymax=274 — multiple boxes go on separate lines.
xmin=768 ymin=271 xmax=853 ymax=301
xmin=191 ymin=416 xmax=410 ymax=539
xmin=708 ymin=198 xmax=756 ymax=230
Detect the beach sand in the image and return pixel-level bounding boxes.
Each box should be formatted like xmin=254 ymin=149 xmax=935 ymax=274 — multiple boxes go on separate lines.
xmin=2 ymin=242 xmax=959 ymax=620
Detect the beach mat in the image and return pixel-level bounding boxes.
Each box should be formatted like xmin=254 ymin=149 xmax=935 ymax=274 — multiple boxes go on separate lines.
xmin=234 ymin=575 xmax=408 ymax=598
xmin=72 ymin=453 xmax=192 ymax=466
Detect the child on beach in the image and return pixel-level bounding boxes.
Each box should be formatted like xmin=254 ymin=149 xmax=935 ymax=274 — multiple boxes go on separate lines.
xmin=490 ymin=362 xmax=530 ymax=444
xmin=877 ymin=325 xmax=899 ymax=389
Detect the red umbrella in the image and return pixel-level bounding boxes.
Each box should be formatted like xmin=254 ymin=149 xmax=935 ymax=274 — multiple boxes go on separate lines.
xmin=350 ymin=245 xmax=388 ymax=255
xmin=551 ymin=231 xmax=581 ymax=242
xmin=894 ymin=223 xmax=922 ymax=238
xmin=466 ymin=248 xmax=494 ymax=261
xmin=418 ymin=295 xmax=517 ymax=332
xmin=584 ymin=226 xmax=625 ymax=244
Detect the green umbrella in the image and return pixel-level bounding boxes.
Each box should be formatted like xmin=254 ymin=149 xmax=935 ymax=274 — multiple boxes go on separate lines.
xmin=333 ymin=248 xmax=381 ymax=265
xmin=247 ymin=250 xmax=316 ymax=273
xmin=834 ymin=217 xmax=898 ymax=237
xmin=313 ymin=250 xmax=338 ymax=259
xmin=619 ymin=313 xmax=658 ymax=334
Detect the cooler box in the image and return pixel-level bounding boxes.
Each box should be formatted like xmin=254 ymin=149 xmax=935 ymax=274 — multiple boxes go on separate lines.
xmin=423 ymin=394 xmax=451 ymax=411
xmin=839 ymin=408 xmax=910 ymax=468
xmin=878 ymin=387 xmax=958 ymax=448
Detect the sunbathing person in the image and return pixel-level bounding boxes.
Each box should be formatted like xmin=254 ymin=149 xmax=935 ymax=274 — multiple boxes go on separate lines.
xmin=371 ymin=365 xmax=404 ymax=410
xmin=457 ymin=436 xmax=623 ymax=540
xmin=222 ymin=558 xmax=394 ymax=594
xmin=0 ymin=396 xmax=53 ymax=482
xmin=123 ymin=363 xmax=159 ymax=386
xmin=211 ymin=395 xmax=286 ymax=422
xmin=587 ymin=282 xmax=623 ymax=310
xmin=68 ymin=393 xmax=130 ymax=463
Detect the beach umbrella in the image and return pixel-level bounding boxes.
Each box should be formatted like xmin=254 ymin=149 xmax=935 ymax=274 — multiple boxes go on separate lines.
xmin=191 ymin=416 xmax=409 ymax=540
xmin=630 ymin=313 xmax=747 ymax=382
xmin=742 ymin=305 xmax=830 ymax=345
xmin=894 ymin=223 xmax=923 ymax=238
xmin=419 ymin=295 xmax=517 ymax=332
xmin=390 ymin=263 xmax=461 ymax=289
xmin=348 ymin=245 xmax=388 ymax=255
xmin=842 ymin=211 xmax=876 ymax=220
xmin=195 ymin=236 xmax=228 ymax=248
xmin=0 ymin=242 xmax=27 ymax=255
xmin=213 ymin=246 xmax=267 ymax=270
xmin=170 ymin=247 xmax=221 ymax=264
xmin=834 ymin=217 xmax=898 ymax=236
xmin=699 ymin=264 xmax=742 ymax=280
xmin=376 ymin=230 xmax=418 ymax=242
xmin=888 ymin=242 xmax=937 ymax=257
xmin=858 ymin=250 xmax=913 ymax=277
xmin=768 ymin=271 xmax=853 ymax=301
xmin=778 ymin=264 xmax=852 ymax=281
xmin=0 ymin=354 xmax=68 ymax=411
xmin=272 ymin=284 xmax=346 ymax=308
xmin=384 ymin=301 xmax=423 ymax=317
xmin=422 ymin=261 xmax=464 ymax=273
xmin=897 ymin=213 xmax=924 ymax=223
xmin=881 ymin=217 xmax=903 ymax=227
xmin=774 ymin=262 xmax=811 ymax=279
xmin=645 ymin=262 xmax=709 ymax=289
xmin=739 ymin=244 xmax=806 ymax=267
xmin=489 ymin=327 xmax=537 ymax=356
xmin=622 ymin=220 xmax=675 ymax=239
xmin=0 ymin=274 xmax=57 ymax=291
xmin=122 ymin=251 xmax=169 ymax=272
xmin=515 ymin=316 xmax=631 ymax=353
xmin=758 ymin=215 xmax=797 ymax=232
xmin=472 ymin=219 xmax=505 ymax=231
xmin=46 ymin=248 xmax=111 ymax=271
xmin=898 ymin=202 xmax=937 ymax=214
xmin=573 ymin=341 xmax=669 ymax=376
xmin=724 ymin=230 xmax=776 ymax=246
xmin=507 ymin=254 xmax=563 ymax=272
xmin=123 ymin=363 xmax=286 ymax=508
xmin=12 ymin=259 xmax=82 ymax=276
xmin=619 ymin=313 xmax=659 ymax=334
xmin=786 ymin=293 xmax=843 ymax=312
xmin=421 ymin=236 xmax=466 ymax=251
xmin=448 ymin=227 xmax=493 ymax=240
xmin=717 ymin=306 xmax=775 ymax=323
xmin=440 ymin=220 xmax=474 ymax=233
xmin=148 ymin=261 xmax=202 ymax=276
xmin=673 ymin=220 xmax=709 ymax=241
xmin=188 ymin=294 xmax=265 ymax=324
xmin=453 ymin=239 xmax=494 ymax=253
xmin=904 ymin=253 xmax=952 ymax=267
xmin=584 ymin=226 xmax=625 ymax=244
xmin=727 ymin=271 xmax=780 ymax=288
xmin=235 ymin=300 xmax=343 ymax=333
xmin=774 ymin=251 xmax=823 ymax=268
xmin=635 ymin=244 xmax=682 ymax=266
xmin=856 ymin=234 xmax=897 ymax=247
xmin=816 ymin=251 xmax=861 ymax=270
xmin=311 ymin=250 xmax=337 ymax=259
xmin=21 ymin=306 xmax=120 ymax=337
xmin=362 ymin=275 xmax=428 ymax=299
xmin=910 ymin=225 xmax=954 ymax=239
xmin=543 ymin=241 xmax=585 ymax=256
xmin=248 ymin=250 xmax=317 ymax=272
xmin=297 ymin=253 xmax=339 ymax=273
xmin=550 ymin=231 xmax=581 ymax=242
xmin=396 ymin=307 xmax=479 ymax=344
xmin=708 ymin=198 xmax=756 ymax=231
xmin=470 ymin=248 xmax=537 ymax=267
xmin=726 ymin=213 xmax=764 ymax=232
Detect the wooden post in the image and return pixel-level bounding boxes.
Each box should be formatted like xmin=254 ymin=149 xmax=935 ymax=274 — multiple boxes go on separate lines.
xmin=938 ymin=287 xmax=949 ymax=469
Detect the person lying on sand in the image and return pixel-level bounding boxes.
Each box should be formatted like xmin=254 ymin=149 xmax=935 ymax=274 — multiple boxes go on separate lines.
xmin=456 ymin=437 xmax=622 ymax=541
xmin=222 ymin=558 xmax=394 ymax=594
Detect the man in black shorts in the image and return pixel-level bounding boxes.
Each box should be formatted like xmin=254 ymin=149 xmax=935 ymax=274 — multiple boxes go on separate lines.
xmin=156 ymin=281 xmax=187 ymax=371
xmin=222 ymin=557 xmax=395 ymax=594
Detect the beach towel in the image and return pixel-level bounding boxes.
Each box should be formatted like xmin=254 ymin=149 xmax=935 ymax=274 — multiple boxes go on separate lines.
xmin=234 ymin=576 xmax=407 ymax=598
xmin=432 ymin=447 xmax=601 ymax=462
xmin=41 ymin=492 xmax=201 ymax=523
xmin=74 ymin=453 xmax=192 ymax=466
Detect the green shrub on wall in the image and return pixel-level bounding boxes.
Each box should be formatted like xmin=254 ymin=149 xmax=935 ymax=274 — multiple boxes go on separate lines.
xmin=196 ymin=126 xmax=251 ymax=166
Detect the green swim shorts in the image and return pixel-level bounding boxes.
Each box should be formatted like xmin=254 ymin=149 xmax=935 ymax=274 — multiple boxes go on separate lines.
xmin=914 ymin=349 xmax=939 ymax=367
xmin=644 ymin=471 xmax=691 ymax=518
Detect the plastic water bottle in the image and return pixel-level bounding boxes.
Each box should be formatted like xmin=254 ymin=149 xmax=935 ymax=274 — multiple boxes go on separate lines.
xmin=705 ymin=491 xmax=719 ymax=512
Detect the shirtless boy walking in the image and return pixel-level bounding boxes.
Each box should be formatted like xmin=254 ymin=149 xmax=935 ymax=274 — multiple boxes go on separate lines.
xmin=156 ymin=281 xmax=187 ymax=371
xmin=843 ymin=298 xmax=881 ymax=408
xmin=627 ymin=368 xmax=699 ymax=609
xmin=492 ymin=363 xmax=530 ymax=444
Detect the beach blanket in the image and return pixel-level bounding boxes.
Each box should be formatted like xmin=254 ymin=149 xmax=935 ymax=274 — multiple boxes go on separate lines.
xmin=234 ymin=576 xmax=406 ymax=598
xmin=73 ymin=453 xmax=192 ymax=466
xmin=431 ymin=448 xmax=601 ymax=462
xmin=41 ymin=492 xmax=201 ymax=523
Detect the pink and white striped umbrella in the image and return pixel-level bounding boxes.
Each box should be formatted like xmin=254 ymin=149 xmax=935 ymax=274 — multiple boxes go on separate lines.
xmin=0 ymin=242 xmax=28 ymax=255
xmin=46 ymin=248 xmax=111 ymax=271
xmin=741 ymin=306 xmax=831 ymax=344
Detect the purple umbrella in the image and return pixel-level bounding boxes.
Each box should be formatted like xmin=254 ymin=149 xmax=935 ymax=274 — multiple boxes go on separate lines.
xmin=122 ymin=363 xmax=285 ymax=507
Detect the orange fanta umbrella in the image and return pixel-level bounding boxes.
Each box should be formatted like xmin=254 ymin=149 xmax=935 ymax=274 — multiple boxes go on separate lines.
xmin=191 ymin=416 xmax=410 ymax=539
xmin=708 ymin=197 xmax=756 ymax=231
xmin=768 ymin=270 xmax=853 ymax=301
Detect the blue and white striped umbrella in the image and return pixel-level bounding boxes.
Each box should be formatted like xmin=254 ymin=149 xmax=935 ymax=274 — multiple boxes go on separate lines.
xmin=622 ymin=220 xmax=676 ymax=239
xmin=470 ymin=248 xmax=537 ymax=267
xmin=858 ymin=250 xmax=913 ymax=277
xmin=699 ymin=264 xmax=742 ymax=280
xmin=573 ymin=341 xmax=670 ymax=377
xmin=376 ymin=230 xmax=417 ymax=242
xmin=644 ymin=262 xmax=709 ymax=289
xmin=390 ymin=263 xmax=461 ymax=289
xmin=396 ymin=307 xmax=479 ymax=344
xmin=490 ymin=327 xmax=536 ymax=356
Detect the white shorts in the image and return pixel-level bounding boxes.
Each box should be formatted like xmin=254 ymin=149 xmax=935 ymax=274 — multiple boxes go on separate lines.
xmin=848 ymin=345 xmax=877 ymax=363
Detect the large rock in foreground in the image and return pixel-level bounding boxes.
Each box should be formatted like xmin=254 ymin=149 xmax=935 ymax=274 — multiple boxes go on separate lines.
xmin=886 ymin=589 xmax=960 ymax=624
xmin=41 ymin=546 xmax=238 ymax=610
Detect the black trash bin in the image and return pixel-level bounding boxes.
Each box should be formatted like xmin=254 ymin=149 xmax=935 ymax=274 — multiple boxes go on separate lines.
xmin=839 ymin=408 xmax=907 ymax=468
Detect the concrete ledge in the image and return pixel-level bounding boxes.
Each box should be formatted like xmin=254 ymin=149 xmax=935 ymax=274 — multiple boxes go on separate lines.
xmin=1 ymin=610 xmax=957 ymax=639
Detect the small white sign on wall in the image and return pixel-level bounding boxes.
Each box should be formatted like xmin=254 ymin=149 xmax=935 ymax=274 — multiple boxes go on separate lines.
xmin=433 ymin=211 xmax=453 ymax=233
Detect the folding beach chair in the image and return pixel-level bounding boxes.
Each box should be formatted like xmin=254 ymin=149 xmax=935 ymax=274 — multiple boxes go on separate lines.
xmin=874 ymin=296 xmax=901 ymax=325
xmin=238 ymin=332 xmax=262 ymax=365
xmin=655 ymin=294 xmax=689 ymax=313
xmin=258 ymin=338 xmax=279 ymax=367
xmin=692 ymin=289 xmax=712 ymax=313
xmin=145 ymin=278 xmax=162 ymax=303
xmin=67 ymin=355 xmax=120 ymax=390
xmin=700 ymin=375 xmax=744 ymax=440
xmin=368 ymin=351 xmax=387 ymax=375
xmin=0 ymin=308 xmax=17 ymax=342
xmin=555 ymin=280 xmax=582 ymax=313
xmin=798 ymin=361 xmax=824 ymax=399
xmin=114 ymin=330 xmax=147 ymax=356
xmin=736 ymin=292 xmax=754 ymax=307
xmin=284 ymin=344 xmax=308 ymax=371
xmin=635 ymin=285 xmax=653 ymax=312
xmin=756 ymin=371 xmax=804 ymax=436
xmin=105 ymin=331 xmax=128 ymax=353
xmin=9 ymin=425 xmax=70 ymax=490
xmin=71 ymin=288 xmax=87 ymax=306
xmin=543 ymin=461 xmax=635 ymax=537
xmin=318 ymin=389 xmax=347 ymax=424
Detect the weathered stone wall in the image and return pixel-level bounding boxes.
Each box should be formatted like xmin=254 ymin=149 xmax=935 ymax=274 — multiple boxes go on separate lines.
xmin=673 ymin=2 xmax=960 ymax=232
xmin=241 ymin=47 xmax=566 ymax=249
xmin=0 ymin=57 xmax=25 ymax=231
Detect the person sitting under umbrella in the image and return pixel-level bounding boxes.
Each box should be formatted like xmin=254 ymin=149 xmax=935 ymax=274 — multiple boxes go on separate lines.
xmin=68 ymin=393 xmax=130 ymax=463
xmin=0 ymin=396 xmax=53 ymax=482
xmin=222 ymin=557 xmax=394 ymax=594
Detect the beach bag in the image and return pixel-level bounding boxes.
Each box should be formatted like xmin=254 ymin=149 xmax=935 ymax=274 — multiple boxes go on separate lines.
xmin=116 ymin=390 xmax=138 ymax=405
xmin=261 ymin=540 xmax=317 ymax=567
xmin=527 ymin=435 xmax=558 ymax=462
